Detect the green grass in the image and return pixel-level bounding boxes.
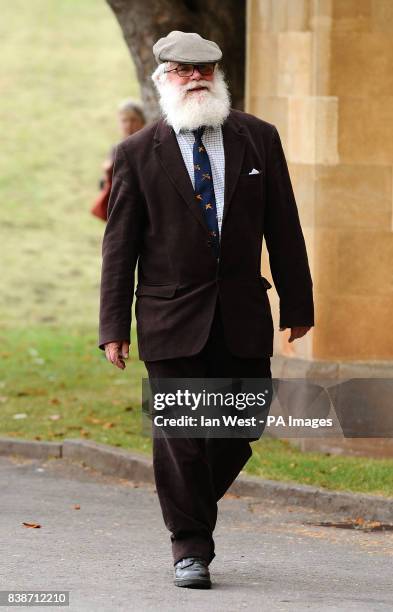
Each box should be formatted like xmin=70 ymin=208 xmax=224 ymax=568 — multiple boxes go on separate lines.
xmin=1 ymin=326 xmax=393 ymax=498
xmin=0 ymin=325 xmax=150 ymax=454
xmin=1 ymin=0 xmax=392 ymax=500
xmin=247 ymin=438 xmax=393 ymax=498
xmin=0 ymin=0 xmax=137 ymax=328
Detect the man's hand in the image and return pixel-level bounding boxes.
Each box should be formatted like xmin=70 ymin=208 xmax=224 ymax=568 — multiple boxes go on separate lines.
xmin=104 ymin=340 xmax=130 ymax=370
xmin=279 ymin=326 xmax=312 ymax=343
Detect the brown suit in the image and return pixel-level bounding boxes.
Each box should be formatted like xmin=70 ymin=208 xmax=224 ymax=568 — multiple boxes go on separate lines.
xmin=98 ymin=109 xmax=314 ymax=565
xmin=98 ymin=108 xmax=314 ymax=359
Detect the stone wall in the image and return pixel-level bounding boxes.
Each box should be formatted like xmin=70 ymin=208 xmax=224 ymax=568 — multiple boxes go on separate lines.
xmin=246 ymin=0 xmax=393 ymax=363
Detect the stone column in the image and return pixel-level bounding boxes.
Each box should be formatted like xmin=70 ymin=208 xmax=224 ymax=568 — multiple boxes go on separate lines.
xmin=246 ymin=0 xmax=393 ymax=364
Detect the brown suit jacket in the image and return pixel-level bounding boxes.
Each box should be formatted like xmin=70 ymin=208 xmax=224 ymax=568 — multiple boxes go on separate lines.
xmin=98 ymin=109 xmax=314 ymax=361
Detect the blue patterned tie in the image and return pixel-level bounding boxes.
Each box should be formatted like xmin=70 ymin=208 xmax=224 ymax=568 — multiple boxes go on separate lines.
xmin=192 ymin=126 xmax=220 ymax=258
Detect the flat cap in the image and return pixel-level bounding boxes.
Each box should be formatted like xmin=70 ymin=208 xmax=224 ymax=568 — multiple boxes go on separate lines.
xmin=153 ymin=30 xmax=222 ymax=64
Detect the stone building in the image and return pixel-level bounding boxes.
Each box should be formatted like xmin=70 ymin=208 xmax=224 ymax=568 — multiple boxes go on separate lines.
xmin=246 ymin=0 xmax=393 ymax=456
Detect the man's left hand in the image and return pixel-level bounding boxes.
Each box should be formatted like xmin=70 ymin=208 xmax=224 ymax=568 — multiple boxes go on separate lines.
xmin=279 ymin=326 xmax=312 ymax=343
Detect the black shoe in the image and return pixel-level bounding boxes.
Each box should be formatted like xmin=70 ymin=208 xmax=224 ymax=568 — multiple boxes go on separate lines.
xmin=174 ymin=557 xmax=211 ymax=589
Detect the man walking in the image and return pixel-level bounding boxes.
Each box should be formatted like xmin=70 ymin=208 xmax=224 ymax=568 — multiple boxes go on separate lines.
xmin=98 ymin=31 xmax=314 ymax=589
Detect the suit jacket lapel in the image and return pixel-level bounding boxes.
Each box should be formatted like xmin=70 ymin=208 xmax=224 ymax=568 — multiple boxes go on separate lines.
xmin=222 ymin=112 xmax=247 ymax=225
xmin=153 ymin=120 xmax=208 ymax=233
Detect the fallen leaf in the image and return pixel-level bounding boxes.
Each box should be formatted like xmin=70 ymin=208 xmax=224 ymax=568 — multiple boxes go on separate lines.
xmin=49 ymin=398 xmax=61 ymax=406
xmin=86 ymin=416 xmax=103 ymax=425
xmin=73 ymin=504 xmax=81 ymax=510
xmin=310 ymin=519 xmax=393 ymax=532
xmin=103 ymin=422 xmax=115 ymax=429
xmin=17 ymin=388 xmax=47 ymax=397
xmin=23 ymin=522 xmax=41 ymax=529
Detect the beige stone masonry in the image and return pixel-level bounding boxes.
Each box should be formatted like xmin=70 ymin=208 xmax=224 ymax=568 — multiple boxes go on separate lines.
xmin=247 ymin=0 xmax=393 ymax=361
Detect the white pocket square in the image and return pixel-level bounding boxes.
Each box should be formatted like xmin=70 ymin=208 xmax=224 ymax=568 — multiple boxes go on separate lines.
xmin=249 ymin=168 xmax=260 ymax=175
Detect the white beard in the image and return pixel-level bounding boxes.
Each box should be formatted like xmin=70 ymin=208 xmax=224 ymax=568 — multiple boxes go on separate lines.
xmin=153 ymin=67 xmax=231 ymax=132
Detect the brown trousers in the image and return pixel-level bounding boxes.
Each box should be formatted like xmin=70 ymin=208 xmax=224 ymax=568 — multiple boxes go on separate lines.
xmin=144 ymin=298 xmax=272 ymax=565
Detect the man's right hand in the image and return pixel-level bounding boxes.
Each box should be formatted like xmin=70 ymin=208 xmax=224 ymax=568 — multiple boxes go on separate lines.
xmin=104 ymin=340 xmax=129 ymax=370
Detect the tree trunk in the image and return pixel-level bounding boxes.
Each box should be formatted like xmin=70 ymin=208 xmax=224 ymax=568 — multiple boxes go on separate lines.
xmin=106 ymin=0 xmax=246 ymax=122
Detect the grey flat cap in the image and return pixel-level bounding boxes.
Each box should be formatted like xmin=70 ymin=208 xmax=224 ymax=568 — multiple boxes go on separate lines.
xmin=153 ymin=30 xmax=222 ymax=64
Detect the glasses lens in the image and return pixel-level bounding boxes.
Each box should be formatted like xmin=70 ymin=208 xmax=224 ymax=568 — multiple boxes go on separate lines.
xmin=198 ymin=64 xmax=215 ymax=75
xmin=177 ymin=65 xmax=193 ymax=77
xmin=176 ymin=64 xmax=215 ymax=77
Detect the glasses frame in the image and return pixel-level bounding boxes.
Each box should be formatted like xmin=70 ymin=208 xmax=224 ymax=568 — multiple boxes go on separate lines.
xmin=164 ymin=63 xmax=216 ymax=78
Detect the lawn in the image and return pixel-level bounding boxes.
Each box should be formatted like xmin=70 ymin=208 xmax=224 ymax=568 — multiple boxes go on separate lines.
xmin=1 ymin=326 xmax=393 ymax=498
xmin=1 ymin=0 xmax=136 ymax=329
xmin=1 ymin=0 xmax=392 ymax=499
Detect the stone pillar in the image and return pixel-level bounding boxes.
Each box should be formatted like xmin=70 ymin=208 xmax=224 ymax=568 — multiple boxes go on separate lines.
xmin=246 ymin=0 xmax=393 ymax=363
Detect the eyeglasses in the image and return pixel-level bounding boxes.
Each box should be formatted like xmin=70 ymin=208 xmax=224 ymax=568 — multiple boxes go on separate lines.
xmin=164 ymin=63 xmax=216 ymax=78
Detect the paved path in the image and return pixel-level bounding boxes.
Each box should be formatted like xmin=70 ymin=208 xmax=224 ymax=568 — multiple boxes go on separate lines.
xmin=1 ymin=455 xmax=392 ymax=611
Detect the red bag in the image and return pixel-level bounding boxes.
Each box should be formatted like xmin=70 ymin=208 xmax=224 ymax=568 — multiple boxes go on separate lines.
xmin=91 ymin=164 xmax=113 ymax=222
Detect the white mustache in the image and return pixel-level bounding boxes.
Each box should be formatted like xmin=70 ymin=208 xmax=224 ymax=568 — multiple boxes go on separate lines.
xmin=184 ymin=82 xmax=211 ymax=92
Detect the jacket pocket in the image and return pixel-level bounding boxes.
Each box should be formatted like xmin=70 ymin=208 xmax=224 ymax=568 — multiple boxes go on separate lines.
xmin=239 ymin=171 xmax=262 ymax=178
xmin=135 ymin=283 xmax=178 ymax=298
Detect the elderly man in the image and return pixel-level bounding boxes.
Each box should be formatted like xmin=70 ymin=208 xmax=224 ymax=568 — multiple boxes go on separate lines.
xmin=98 ymin=31 xmax=314 ymax=589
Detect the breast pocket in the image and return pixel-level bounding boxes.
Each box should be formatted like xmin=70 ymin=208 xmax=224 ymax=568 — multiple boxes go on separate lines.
xmin=239 ymin=170 xmax=262 ymax=177
xmin=237 ymin=172 xmax=263 ymax=191
xmin=234 ymin=172 xmax=264 ymax=210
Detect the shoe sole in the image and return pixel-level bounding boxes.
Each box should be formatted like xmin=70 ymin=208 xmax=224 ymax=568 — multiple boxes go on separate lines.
xmin=174 ymin=578 xmax=211 ymax=589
